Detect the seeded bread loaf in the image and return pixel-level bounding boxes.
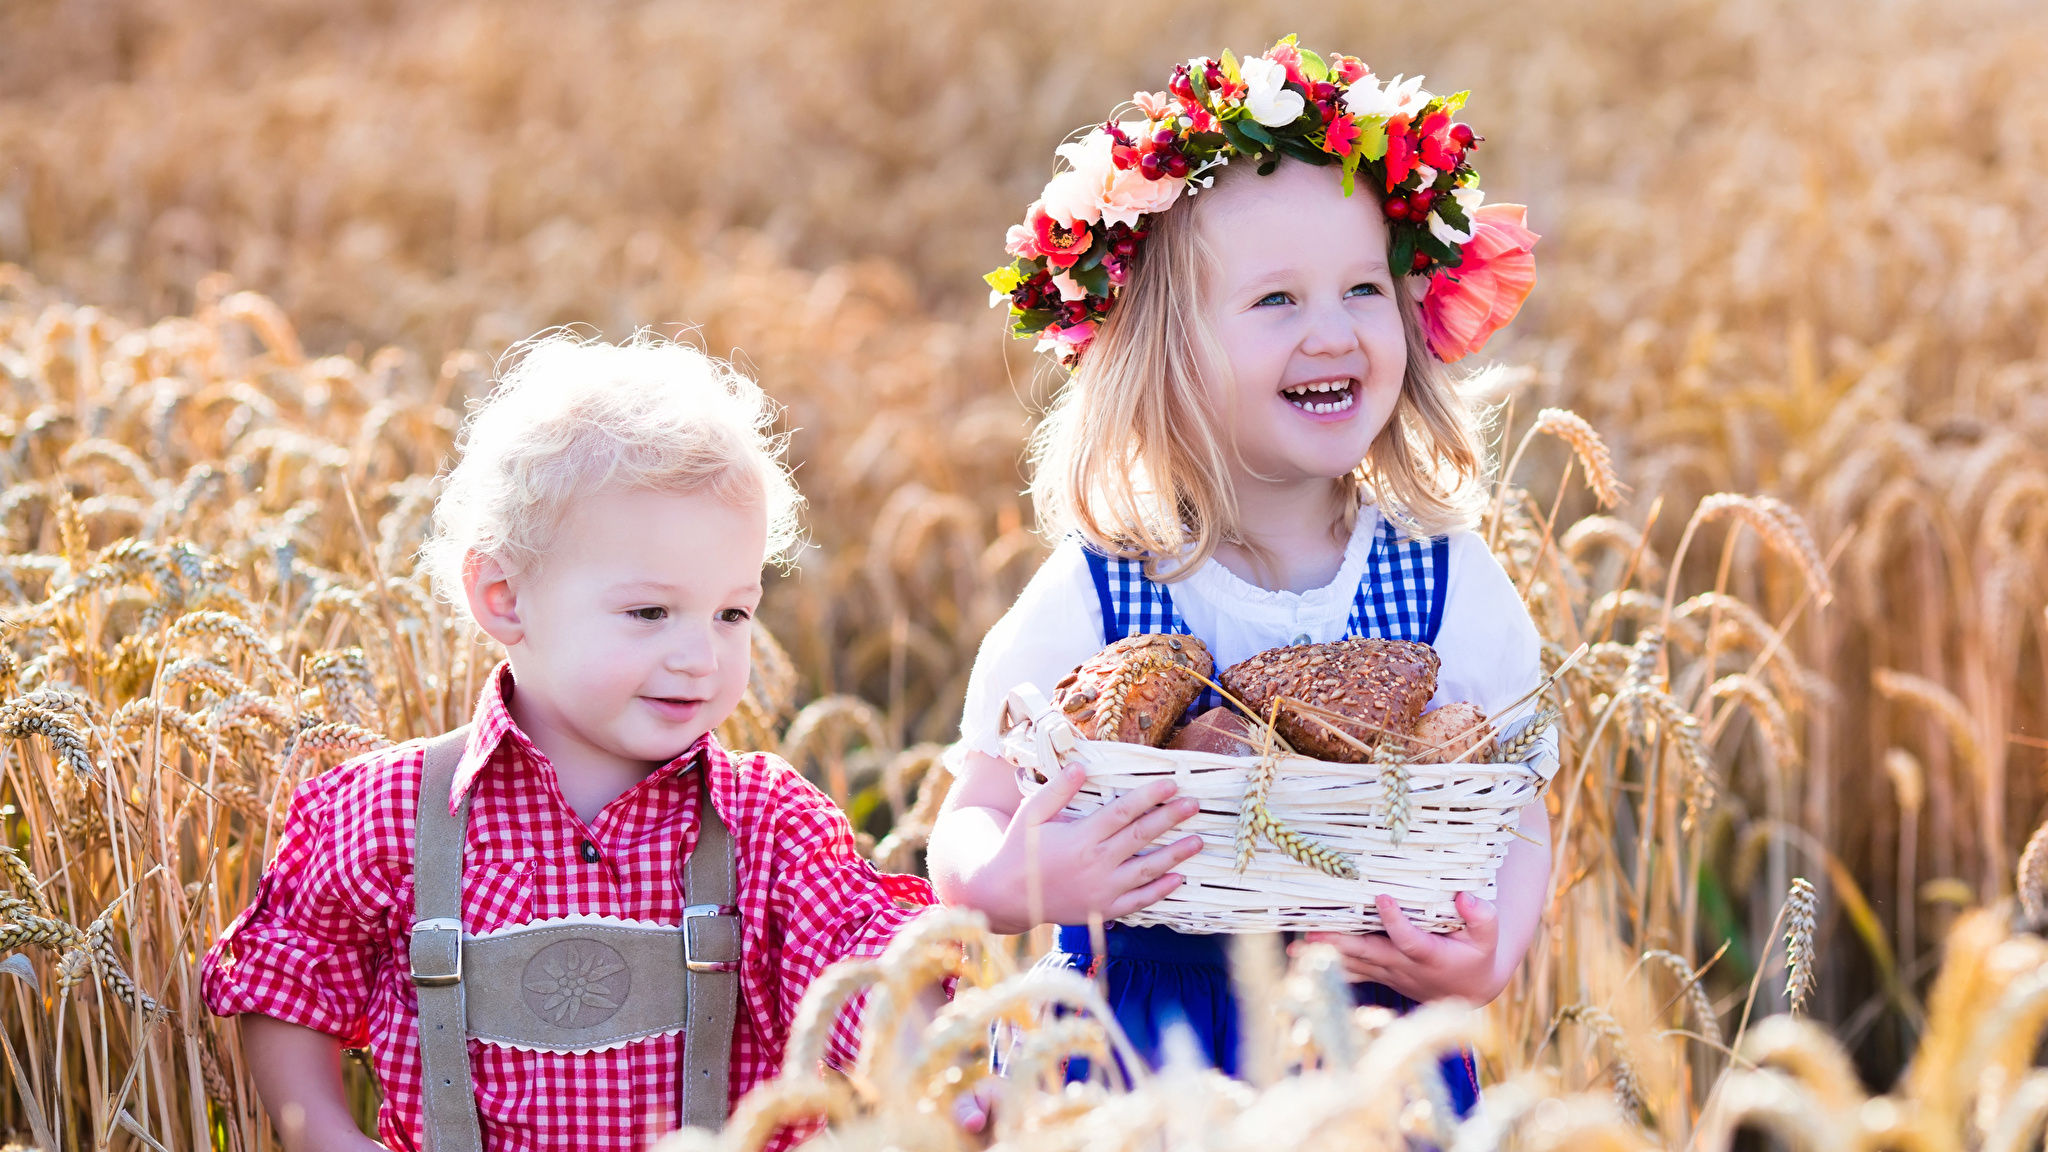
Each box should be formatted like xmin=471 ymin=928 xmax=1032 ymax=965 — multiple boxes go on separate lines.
xmin=1219 ymin=638 xmax=1439 ymax=762
xmin=1408 ymin=701 xmax=1495 ymax=762
xmin=1050 ymin=634 xmax=1214 ymax=746
xmin=1164 ymin=706 xmax=1257 ymax=757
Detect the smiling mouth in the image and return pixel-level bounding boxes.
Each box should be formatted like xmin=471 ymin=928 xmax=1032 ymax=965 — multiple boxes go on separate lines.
xmin=1281 ymin=379 xmax=1358 ymax=415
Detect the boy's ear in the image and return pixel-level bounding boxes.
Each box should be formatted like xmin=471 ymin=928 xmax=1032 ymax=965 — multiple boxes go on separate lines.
xmin=463 ymin=551 xmax=525 ymax=647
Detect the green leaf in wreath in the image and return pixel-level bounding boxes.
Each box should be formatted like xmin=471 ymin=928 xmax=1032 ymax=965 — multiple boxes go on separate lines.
xmin=1390 ymin=229 xmax=1416 ymax=278
xmin=1299 ymin=48 xmax=1329 ymax=83
xmin=1356 ymin=117 xmax=1389 ymax=163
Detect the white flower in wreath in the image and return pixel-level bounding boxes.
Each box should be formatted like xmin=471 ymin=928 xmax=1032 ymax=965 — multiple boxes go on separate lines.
xmin=1344 ymin=72 xmax=1431 ymax=119
xmin=1240 ymin=56 xmax=1305 ymax=128
xmin=1427 ymin=210 xmax=1474 ymax=246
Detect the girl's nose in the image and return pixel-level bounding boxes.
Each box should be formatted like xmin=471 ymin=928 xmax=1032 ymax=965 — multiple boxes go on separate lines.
xmin=1298 ymin=298 xmax=1362 ymax=358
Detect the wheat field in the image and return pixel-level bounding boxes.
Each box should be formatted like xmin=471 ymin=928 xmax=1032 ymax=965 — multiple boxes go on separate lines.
xmin=0 ymin=0 xmax=2045 ymax=1148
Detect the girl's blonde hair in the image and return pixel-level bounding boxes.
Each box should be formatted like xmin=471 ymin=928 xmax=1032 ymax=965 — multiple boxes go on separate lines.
xmin=422 ymin=332 xmax=802 ymax=622
xmin=1027 ymin=159 xmax=1490 ymax=578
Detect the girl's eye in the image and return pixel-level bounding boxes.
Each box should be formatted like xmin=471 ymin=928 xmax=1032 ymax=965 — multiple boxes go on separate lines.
xmin=717 ymin=607 xmax=752 ymax=624
xmin=1346 ymin=282 xmax=1383 ymax=299
xmin=629 ymin=607 xmax=667 ymax=622
xmin=1254 ymin=291 xmax=1292 ymax=307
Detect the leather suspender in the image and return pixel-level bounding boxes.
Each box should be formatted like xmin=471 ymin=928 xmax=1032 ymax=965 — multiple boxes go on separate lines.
xmin=408 ymin=727 xmax=743 ymax=1147
xmin=411 ymin=726 xmax=481 ymax=1152
xmin=680 ymin=794 xmax=741 ymax=1129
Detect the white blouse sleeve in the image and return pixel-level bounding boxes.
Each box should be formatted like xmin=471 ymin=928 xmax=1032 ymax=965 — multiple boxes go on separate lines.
xmin=1430 ymin=530 xmax=1560 ymax=780
xmin=945 ymin=539 xmax=1109 ymax=773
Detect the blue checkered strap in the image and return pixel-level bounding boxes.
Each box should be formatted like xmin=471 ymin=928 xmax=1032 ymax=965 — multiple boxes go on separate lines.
xmin=1082 ymin=546 xmax=1216 ymax=713
xmin=1346 ymin=517 xmax=1452 ymax=645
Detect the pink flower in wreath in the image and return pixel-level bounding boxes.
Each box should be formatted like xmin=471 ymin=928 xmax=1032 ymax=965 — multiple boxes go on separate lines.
xmin=1027 ymin=202 xmax=1093 ymax=269
xmin=1005 ymin=220 xmax=1041 ymax=259
xmin=1132 ymin=89 xmax=1173 ymax=120
xmin=1324 ymin=114 xmax=1361 ymax=158
xmin=1035 ymin=319 xmax=1097 ymax=359
xmin=1098 ymin=162 xmax=1186 ymax=228
xmin=1421 ymin=203 xmax=1539 ymax=362
xmin=1268 ymin=42 xmax=1308 ymax=88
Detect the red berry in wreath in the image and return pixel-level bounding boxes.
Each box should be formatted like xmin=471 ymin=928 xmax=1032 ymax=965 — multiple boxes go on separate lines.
xmin=1449 ymin=123 xmax=1478 ymax=147
xmin=1409 ymin=192 xmax=1434 ymax=216
xmin=1384 ymin=198 xmax=1410 ymax=220
xmin=1410 ymin=250 xmax=1432 ymax=272
xmin=1139 ymin=152 xmax=1163 ymax=179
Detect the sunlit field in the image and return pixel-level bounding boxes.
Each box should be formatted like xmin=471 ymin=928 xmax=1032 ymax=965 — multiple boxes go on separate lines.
xmin=1 ymin=0 xmax=2045 ymax=1147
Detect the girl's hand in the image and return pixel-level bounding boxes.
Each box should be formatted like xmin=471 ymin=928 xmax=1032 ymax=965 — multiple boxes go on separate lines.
xmin=978 ymin=761 xmax=1204 ymax=933
xmin=1297 ymin=891 xmax=1508 ymax=1005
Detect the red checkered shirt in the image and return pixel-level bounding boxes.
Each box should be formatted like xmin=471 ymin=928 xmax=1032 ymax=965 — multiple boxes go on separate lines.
xmin=203 ymin=664 xmax=933 ymax=1150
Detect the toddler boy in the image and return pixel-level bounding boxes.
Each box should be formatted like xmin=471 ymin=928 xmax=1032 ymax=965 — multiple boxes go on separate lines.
xmin=203 ymin=335 xmax=930 ymax=1150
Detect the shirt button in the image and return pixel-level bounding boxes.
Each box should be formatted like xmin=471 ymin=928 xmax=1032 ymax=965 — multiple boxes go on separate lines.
xmin=579 ymin=839 xmax=600 ymax=864
xmin=1292 ymin=633 xmax=1311 ymax=646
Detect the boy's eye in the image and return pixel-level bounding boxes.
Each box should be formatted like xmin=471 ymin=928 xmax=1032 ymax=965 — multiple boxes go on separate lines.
xmin=1346 ymin=282 xmax=1383 ymax=298
xmin=717 ymin=607 xmax=752 ymax=624
xmin=1254 ymin=291 xmax=1293 ymax=307
xmin=629 ymin=607 xmax=667 ymax=622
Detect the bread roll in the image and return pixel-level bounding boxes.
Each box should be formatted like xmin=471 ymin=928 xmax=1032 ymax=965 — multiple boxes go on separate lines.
xmin=1050 ymin=634 xmax=1213 ymax=746
xmin=1220 ymin=638 xmax=1438 ymax=762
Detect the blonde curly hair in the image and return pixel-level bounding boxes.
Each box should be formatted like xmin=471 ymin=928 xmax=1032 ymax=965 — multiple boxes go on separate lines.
xmin=422 ymin=331 xmax=802 ymax=622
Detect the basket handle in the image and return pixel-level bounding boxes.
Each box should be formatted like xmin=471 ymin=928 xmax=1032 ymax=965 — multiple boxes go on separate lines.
xmin=1002 ymin=684 xmax=1081 ymax=785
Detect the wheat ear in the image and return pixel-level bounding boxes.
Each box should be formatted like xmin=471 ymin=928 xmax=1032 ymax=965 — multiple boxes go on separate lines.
xmin=1374 ymin=738 xmax=1413 ymax=848
xmin=1784 ymin=877 xmax=1819 ymax=1017
xmin=2019 ymin=817 xmax=2048 ymax=928
xmin=1531 ymin=408 xmax=1624 ymax=508
xmin=1645 ymin=948 xmax=1722 ymax=1048
xmin=1556 ymin=1004 xmax=1645 ymax=1118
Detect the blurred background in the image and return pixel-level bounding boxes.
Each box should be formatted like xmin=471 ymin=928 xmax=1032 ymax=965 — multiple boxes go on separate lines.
xmin=3 ymin=0 xmax=2047 ymax=1125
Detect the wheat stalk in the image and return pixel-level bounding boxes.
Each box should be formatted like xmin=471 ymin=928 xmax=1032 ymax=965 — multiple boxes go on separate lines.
xmin=1871 ymin=669 xmax=1984 ymax=786
xmin=1555 ymin=1004 xmax=1644 ymax=1118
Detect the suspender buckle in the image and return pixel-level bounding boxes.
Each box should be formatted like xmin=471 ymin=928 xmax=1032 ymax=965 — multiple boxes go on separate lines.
xmin=683 ymin=903 xmax=741 ymax=973
xmin=409 ymin=917 xmax=464 ymax=987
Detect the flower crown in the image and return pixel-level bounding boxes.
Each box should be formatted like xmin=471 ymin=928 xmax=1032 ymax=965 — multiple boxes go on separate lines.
xmin=985 ymin=35 xmax=1539 ymax=369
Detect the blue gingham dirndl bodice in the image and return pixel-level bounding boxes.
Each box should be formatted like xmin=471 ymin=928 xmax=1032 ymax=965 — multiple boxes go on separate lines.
xmin=1052 ymin=514 xmax=1477 ymax=1111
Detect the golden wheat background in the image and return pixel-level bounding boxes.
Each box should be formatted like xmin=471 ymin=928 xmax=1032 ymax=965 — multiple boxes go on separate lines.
xmin=0 ymin=0 xmax=2046 ymax=1147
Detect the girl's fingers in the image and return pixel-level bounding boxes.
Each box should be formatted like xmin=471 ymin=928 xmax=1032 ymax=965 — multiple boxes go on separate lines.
xmin=1301 ymin=931 xmax=1404 ymax=967
xmin=1015 ymin=762 xmax=1091 ymax=828
xmin=1111 ymin=834 xmax=1202 ymax=889
xmin=1453 ymin=891 xmax=1500 ymax=951
xmin=1104 ymin=796 xmax=1201 ymax=859
xmin=1105 ymin=871 xmax=1185 ymax=919
xmin=1375 ymin=894 xmax=1437 ymax=961
xmin=1078 ymin=778 xmax=1181 ymax=839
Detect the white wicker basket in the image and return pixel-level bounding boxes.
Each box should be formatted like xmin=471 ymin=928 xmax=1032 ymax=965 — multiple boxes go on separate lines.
xmin=1001 ymin=684 xmax=1550 ymax=934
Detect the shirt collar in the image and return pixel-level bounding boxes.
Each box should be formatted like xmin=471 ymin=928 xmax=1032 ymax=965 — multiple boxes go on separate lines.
xmin=446 ymin=662 xmax=711 ymax=813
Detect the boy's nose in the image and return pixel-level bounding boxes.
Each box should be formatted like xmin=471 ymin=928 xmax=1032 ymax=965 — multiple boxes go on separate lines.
xmin=665 ymin=625 xmax=721 ymax=676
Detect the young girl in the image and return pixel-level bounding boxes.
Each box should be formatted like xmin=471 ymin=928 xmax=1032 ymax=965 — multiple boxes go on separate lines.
xmin=928 ymin=39 xmax=1550 ymax=1108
